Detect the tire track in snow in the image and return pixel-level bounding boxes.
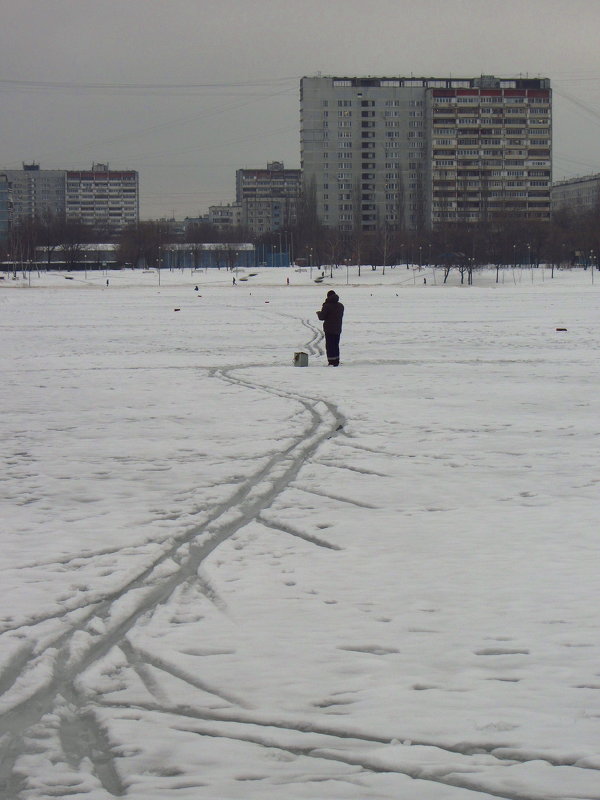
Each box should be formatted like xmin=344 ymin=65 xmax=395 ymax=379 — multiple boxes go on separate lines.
xmin=0 ymin=346 xmax=346 ymax=798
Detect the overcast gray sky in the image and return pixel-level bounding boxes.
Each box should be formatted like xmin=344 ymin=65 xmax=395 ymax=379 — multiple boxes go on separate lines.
xmin=2 ymin=0 xmax=600 ymax=219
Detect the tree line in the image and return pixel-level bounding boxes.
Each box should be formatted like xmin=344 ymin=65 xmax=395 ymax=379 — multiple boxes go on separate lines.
xmin=2 ymin=202 xmax=598 ymax=271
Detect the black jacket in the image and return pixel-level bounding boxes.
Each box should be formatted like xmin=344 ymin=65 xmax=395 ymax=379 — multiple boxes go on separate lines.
xmin=317 ymin=292 xmax=344 ymax=335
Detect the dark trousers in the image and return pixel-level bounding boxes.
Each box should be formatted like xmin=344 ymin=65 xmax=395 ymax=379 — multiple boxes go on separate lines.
xmin=325 ymin=332 xmax=340 ymax=365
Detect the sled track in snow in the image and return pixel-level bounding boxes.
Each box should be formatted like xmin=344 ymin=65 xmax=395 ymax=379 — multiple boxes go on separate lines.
xmin=0 ymin=319 xmax=344 ymax=799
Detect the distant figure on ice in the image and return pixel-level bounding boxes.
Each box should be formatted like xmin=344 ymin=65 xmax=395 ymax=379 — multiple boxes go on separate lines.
xmin=232 ymin=276 xmax=236 ymax=286
xmin=317 ymin=290 xmax=344 ymax=366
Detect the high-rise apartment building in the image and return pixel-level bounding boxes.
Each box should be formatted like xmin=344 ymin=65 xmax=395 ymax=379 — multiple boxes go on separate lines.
xmin=300 ymin=75 xmax=551 ymax=232
xmin=236 ymin=161 xmax=301 ymax=234
xmin=0 ymin=175 xmax=8 ymax=242
xmin=1 ymin=164 xmax=66 ymax=224
xmin=66 ymin=164 xmax=138 ymax=231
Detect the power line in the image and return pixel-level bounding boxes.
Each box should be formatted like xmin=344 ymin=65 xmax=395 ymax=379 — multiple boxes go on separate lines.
xmin=1 ymin=86 xmax=297 ymax=168
xmin=124 ymin=125 xmax=298 ymax=167
xmin=0 ymin=76 xmax=300 ymax=95
xmin=553 ymin=86 xmax=600 ymax=128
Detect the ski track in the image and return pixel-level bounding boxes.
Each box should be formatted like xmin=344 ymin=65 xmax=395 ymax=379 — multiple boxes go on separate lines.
xmin=2 ymin=312 xmax=597 ymax=799
xmin=90 ymin=700 xmax=600 ymax=800
xmin=0 ymin=314 xmax=347 ymax=799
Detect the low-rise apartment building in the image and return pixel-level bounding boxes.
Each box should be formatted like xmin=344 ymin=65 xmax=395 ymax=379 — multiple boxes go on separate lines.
xmin=552 ymin=173 xmax=600 ymax=214
xmin=208 ymin=203 xmax=242 ymax=232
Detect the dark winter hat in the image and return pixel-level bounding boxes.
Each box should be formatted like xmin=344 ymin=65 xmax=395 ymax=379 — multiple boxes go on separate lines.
xmin=327 ymin=290 xmax=337 ymax=297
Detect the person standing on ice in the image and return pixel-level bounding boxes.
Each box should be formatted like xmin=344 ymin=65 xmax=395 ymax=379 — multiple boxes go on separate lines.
xmin=317 ymin=290 xmax=344 ymax=366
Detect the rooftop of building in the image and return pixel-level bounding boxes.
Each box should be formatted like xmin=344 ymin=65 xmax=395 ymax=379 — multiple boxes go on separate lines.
xmin=553 ymin=173 xmax=600 ymax=187
xmin=301 ymin=74 xmax=550 ymax=89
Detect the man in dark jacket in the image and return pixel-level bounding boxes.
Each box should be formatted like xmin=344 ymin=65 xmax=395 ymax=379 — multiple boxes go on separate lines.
xmin=317 ymin=290 xmax=344 ymax=366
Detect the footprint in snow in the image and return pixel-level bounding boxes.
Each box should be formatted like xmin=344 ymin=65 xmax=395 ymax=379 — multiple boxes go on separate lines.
xmin=475 ymin=648 xmax=530 ymax=656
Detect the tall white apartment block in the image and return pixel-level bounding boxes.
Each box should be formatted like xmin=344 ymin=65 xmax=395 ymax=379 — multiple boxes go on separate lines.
xmin=300 ymin=75 xmax=551 ymax=232
xmin=66 ymin=164 xmax=139 ymax=230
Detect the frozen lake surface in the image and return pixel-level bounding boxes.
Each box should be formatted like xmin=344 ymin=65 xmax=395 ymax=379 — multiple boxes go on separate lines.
xmin=1 ymin=265 xmax=599 ymax=799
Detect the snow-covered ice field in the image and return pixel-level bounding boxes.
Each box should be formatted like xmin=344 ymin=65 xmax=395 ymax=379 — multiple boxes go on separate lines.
xmin=1 ymin=265 xmax=599 ymax=799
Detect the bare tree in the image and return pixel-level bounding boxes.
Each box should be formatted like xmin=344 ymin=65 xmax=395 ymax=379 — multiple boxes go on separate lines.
xmin=58 ymin=218 xmax=93 ymax=269
xmin=117 ymin=220 xmax=173 ymax=269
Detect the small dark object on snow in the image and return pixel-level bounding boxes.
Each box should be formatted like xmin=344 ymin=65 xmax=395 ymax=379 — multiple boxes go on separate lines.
xmin=294 ymin=352 xmax=309 ymax=367
xmin=556 ymin=327 xmax=567 ymax=331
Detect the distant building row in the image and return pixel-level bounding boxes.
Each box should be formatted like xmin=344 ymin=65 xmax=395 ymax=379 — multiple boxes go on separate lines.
xmin=0 ymin=159 xmax=302 ymax=242
xmin=3 ymin=73 xmax=600 ymax=245
xmin=0 ymin=163 xmax=139 ymax=234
